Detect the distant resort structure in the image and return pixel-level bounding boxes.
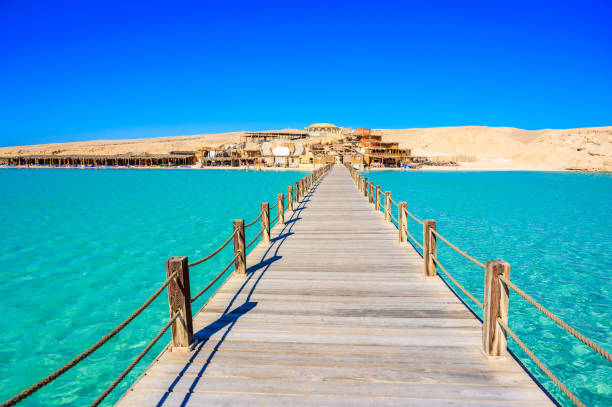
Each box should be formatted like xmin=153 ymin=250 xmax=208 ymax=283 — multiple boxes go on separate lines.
xmin=0 ymin=123 xmax=447 ymax=170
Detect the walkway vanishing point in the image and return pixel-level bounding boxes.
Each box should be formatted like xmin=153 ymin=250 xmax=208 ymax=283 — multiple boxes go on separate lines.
xmin=117 ymin=165 xmax=555 ymax=406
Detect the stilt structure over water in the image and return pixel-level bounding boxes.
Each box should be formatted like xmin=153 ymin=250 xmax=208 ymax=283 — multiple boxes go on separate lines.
xmin=3 ymin=165 xmax=608 ymax=407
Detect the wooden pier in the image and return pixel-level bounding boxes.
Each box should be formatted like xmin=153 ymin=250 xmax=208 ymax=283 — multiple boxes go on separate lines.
xmin=117 ymin=165 xmax=553 ymax=406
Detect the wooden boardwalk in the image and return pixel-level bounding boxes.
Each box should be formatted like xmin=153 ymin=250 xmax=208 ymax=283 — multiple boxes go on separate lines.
xmin=118 ymin=165 xmax=553 ymax=406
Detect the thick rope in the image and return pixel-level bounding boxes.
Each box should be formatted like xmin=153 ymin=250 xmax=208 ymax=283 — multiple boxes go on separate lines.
xmin=497 ymin=275 xmax=612 ymax=363
xmin=244 ymin=213 xmax=262 ymax=228
xmin=188 ymin=229 xmax=235 ymax=267
xmin=390 ymin=213 xmax=398 ymax=224
xmin=246 ymin=230 xmax=263 ymax=249
xmin=191 ymin=253 xmax=239 ymax=303
xmin=431 ymin=256 xmax=483 ymax=309
xmin=390 ymin=198 xmax=399 ymax=207
xmin=269 ymin=201 xmax=278 ymax=209
xmin=496 ymin=317 xmax=585 ymax=407
xmin=403 ymin=206 xmax=424 ymax=225
xmin=271 ymin=214 xmax=279 ymax=224
xmin=89 ymin=314 xmax=178 ymax=406
xmin=405 ymin=225 xmax=424 ymax=250
xmin=430 ymin=229 xmax=486 ymax=269
xmin=1 ymin=272 xmax=177 ymax=407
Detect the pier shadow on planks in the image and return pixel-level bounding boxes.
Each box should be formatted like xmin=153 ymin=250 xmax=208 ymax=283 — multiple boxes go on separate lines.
xmin=150 ymin=179 xmax=322 ymax=407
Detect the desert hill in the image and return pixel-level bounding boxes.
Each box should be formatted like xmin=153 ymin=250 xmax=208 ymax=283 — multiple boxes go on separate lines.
xmin=1 ymin=126 xmax=610 ymax=171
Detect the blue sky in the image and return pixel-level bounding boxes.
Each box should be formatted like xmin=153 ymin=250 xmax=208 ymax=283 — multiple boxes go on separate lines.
xmin=0 ymin=0 xmax=610 ymax=147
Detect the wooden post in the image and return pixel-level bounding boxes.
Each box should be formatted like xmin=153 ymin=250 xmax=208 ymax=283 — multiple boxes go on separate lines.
xmin=423 ymin=220 xmax=437 ymax=277
xmin=363 ymin=178 xmax=369 ymax=197
xmin=300 ymin=179 xmax=304 ymax=199
xmin=483 ymin=260 xmax=511 ymax=357
xmin=398 ymin=202 xmax=407 ymax=243
xmin=375 ymin=186 xmax=381 ymax=211
xmin=278 ymin=193 xmax=285 ymax=225
xmin=233 ymin=220 xmax=246 ymax=274
xmin=369 ymin=182 xmax=374 ymax=204
xmin=384 ymin=192 xmax=391 ymax=223
xmin=287 ymin=186 xmax=293 ymax=212
xmin=261 ymin=203 xmax=270 ymax=244
xmin=166 ymin=256 xmax=193 ymax=348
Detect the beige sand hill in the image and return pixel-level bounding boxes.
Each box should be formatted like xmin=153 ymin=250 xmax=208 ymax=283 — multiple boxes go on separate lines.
xmin=377 ymin=126 xmax=612 ymax=172
xmin=0 ymin=132 xmax=244 ymax=156
xmin=1 ymin=126 xmax=610 ymax=171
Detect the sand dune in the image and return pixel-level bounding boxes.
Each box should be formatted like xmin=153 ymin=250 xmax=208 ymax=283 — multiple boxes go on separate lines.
xmin=1 ymin=126 xmax=610 ymax=171
xmin=379 ymin=126 xmax=612 ymax=171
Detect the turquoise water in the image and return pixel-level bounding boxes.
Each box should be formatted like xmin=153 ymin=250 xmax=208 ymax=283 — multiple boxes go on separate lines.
xmin=364 ymin=170 xmax=612 ymax=407
xmin=0 ymin=169 xmax=305 ymax=406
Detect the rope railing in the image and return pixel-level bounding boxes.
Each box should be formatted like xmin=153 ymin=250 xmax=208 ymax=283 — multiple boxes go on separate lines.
xmin=244 ymin=212 xmax=262 ymax=228
xmin=403 ymin=206 xmax=424 ymax=225
xmin=271 ymin=214 xmax=279 ymax=224
xmin=188 ymin=228 xmax=236 ymax=267
xmin=431 ymin=255 xmax=483 ymax=309
xmin=497 ymin=275 xmax=612 ymax=363
xmin=496 ymin=317 xmax=585 ymax=407
xmin=90 ymin=313 xmax=178 ymax=406
xmin=1 ymin=271 xmax=178 ymax=407
xmin=390 ymin=213 xmax=398 ymax=223
xmin=246 ymin=227 xmax=263 ymax=250
xmin=269 ymin=201 xmax=278 ymax=209
xmin=430 ymin=228 xmax=486 ymax=269
xmin=404 ymin=224 xmax=423 ymax=250
xmin=191 ymin=253 xmax=240 ymax=303
xmin=390 ymin=198 xmax=399 ymax=207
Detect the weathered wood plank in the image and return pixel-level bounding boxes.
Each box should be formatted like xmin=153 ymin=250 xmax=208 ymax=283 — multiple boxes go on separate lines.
xmin=117 ymin=165 xmax=552 ymax=406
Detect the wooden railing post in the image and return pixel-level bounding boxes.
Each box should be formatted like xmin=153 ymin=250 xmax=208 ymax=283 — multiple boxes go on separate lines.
xmin=300 ymin=178 xmax=304 ymax=199
xmin=369 ymin=182 xmax=374 ymax=204
xmin=375 ymin=186 xmax=381 ymax=211
xmin=483 ymin=260 xmax=510 ymax=357
xmin=261 ymin=203 xmax=270 ymax=244
xmin=398 ymin=202 xmax=407 ymax=243
xmin=384 ymin=191 xmax=391 ymax=222
xmin=287 ymin=186 xmax=293 ymax=212
xmin=278 ymin=193 xmax=285 ymax=225
xmin=363 ymin=177 xmax=369 ymax=197
xmin=166 ymin=256 xmax=193 ymax=348
xmin=233 ymin=219 xmax=246 ymax=274
xmin=423 ymin=220 xmax=437 ymax=277
xmin=295 ymin=181 xmax=299 ymax=202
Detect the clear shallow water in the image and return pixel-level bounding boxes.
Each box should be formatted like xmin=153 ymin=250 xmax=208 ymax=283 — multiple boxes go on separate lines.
xmin=0 ymin=168 xmax=305 ymax=406
xmin=364 ymin=170 xmax=612 ymax=406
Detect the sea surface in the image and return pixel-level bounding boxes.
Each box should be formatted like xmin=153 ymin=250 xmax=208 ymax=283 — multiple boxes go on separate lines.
xmin=364 ymin=170 xmax=611 ymax=407
xmin=0 ymin=168 xmax=305 ymax=406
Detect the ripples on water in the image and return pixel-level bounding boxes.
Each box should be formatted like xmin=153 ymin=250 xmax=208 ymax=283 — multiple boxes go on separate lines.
xmin=0 ymin=169 xmax=306 ymax=406
xmin=365 ymin=170 xmax=612 ymax=407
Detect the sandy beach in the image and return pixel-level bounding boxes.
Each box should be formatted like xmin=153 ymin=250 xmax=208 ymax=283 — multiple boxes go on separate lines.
xmin=1 ymin=126 xmax=610 ymax=172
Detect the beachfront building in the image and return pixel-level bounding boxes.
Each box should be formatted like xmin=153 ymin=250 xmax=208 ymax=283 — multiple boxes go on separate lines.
xmin=0 ymin=152 xmax=197 ymax=167
xmin=242 ymin=130 xmax=309 ymax=144
xmin=306 ymin=123 xmax=341 ymax=137
xmin=261 ymin=140 xmax=304 ymax=168
xmin=358 ymin=135 xmax=412 ymax=168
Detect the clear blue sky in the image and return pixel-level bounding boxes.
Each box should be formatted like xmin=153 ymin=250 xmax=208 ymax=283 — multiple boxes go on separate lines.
xmin=1 ymin=0 xmax=610 ymax=147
